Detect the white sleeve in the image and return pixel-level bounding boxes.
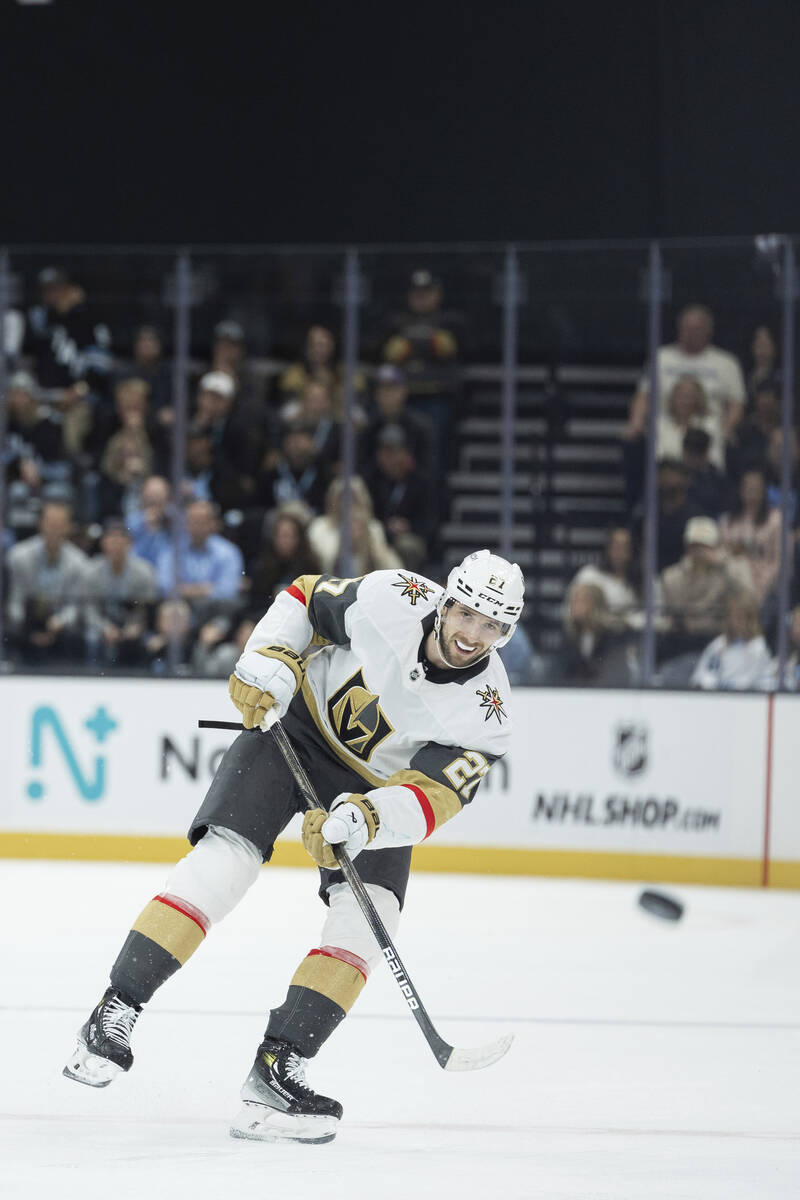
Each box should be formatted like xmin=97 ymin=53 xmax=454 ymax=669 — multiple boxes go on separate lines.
xmin=690 ymin=639 xmax=722 ymax=690
xmin=244 ymin=589 xmax=314 ymax=655
xmin=363 ymin=785 xmax=429 ymax=849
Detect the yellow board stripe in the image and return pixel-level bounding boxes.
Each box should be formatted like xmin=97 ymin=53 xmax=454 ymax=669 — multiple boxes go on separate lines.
xmin=0 ymin=831 xmax=789 ymax=889
xmin=291 ymin=951 xmax=366 ymax=1012
xmin=132 ymin=897 xmax=206 ymax=965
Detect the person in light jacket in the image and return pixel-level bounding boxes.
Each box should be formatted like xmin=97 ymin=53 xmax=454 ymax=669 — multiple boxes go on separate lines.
xmin=691 ymin=593 xmax=774 ymax=691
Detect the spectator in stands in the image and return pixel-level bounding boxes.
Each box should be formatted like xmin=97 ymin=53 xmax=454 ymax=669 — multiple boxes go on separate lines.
xmin=719 ymin=467 xmax=783 ymax=609
xmin=727 ymin=380 xmax=782 ymax=482
xmin=3 ymin=304 xmax=24 ymax=369
xmin=98 ymin=378 xmax=157 ymax=517
xmin=628 ymin=303 xmax=746 ymax=456
xmin=747 ymin=325 xmax=779 ymax=401
xmin=655 ymin=458 xmax=703 ymax=571
xmin=382 ymin=269 xmax=461 ymax=462
xmin=566 ymin=527 xmax=641 ymax=631
xmin=126 ymin=475 xmax=176 ymax=567
xmin=363 ymin=425 xmax=431 ymax=571
xmin=5 ymin=370 xmax=64 ymax=477
xmin=625 ymin=375 xmax=723 ymax=469
xmin=154 ymin=499 xmax=244 ymax=617
xmin=5 ymin=500 xmax=88 ymax=663
xmin=765 ymin=426 xmax=799 ymax=519
xmin=279 ymin=379 xmax=344 ymax=463
xmin=683 ymin=427 xmax=730 ymax=519
xmin=248 ymin=506 xmax=321 ymax=610
xmin=658 ymin=516 xmax=753 ymax=654
xmin=193 ymin=371 xmax=262 ymax=511
xmin=691 ymin=594 xmax=774 ymax=691
xmin=497 ymin=620 xmax=540 ymax=686
xmin=208 ymin=319 xmax=268 ymax=412
xmin=773 ymin=604 xmax=800 ymax=690
xmin=84 ymin=519 xmax=159 ymax=665
xmin=24 ymin=267 xmax=113 ymax=457
xmin=556 ymin=581 xmax=634 ymax=686
xmin=277 ymin=324 xmax=366 ymax=411
xmin=144 ymin=598 xmax=194 ymax=675
xmin=255 ymin=421 xmax=330 ymax=515
xmin=193 ymin=614 xmax=258 ymax=678
xmin=126 ymin=324 xmax=172 ymax=418
xmin=181 ymin=421 xmax=216 ymax=503
xmin=359 ymin=364 xmax=436 ymax=478
xmin=307 ymin=475 xmax=402 ymax=576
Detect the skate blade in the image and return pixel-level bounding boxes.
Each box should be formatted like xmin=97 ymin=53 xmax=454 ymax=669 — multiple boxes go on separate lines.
xmin=62 ymin=1040 xmax=123 ymax=1088
xmin=229 ymin=1103 xmax=338 ymax=1145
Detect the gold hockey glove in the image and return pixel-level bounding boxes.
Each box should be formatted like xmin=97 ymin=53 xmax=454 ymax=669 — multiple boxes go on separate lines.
xmin=302 ymin=794 xmax=380 ymax=868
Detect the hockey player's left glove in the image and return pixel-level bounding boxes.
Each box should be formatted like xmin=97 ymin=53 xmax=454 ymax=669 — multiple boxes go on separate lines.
xmin=302 ymin=793 xmax=381 ymax=868
xmin=228 ymin=644 xmax=305 ymax=729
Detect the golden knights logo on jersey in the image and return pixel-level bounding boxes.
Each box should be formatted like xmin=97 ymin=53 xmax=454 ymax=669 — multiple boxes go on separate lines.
xmin=392 ymin=572 xmax=434 ymax=606
xmin=326 ymin=669 xmax=395 ymax=762
xmin=476 ymin=685 xmax=507 ymax=724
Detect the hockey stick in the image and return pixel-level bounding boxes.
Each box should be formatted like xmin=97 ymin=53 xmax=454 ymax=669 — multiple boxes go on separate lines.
xmin=198 ymin=717 xmax=513 ymax=1071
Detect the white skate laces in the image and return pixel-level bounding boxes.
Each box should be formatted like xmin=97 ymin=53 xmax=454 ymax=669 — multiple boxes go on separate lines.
xmin=283 ymin=1051 xmax=310 ymax=1091
xmin=101 ymin=994 xmax=139 ymax=1049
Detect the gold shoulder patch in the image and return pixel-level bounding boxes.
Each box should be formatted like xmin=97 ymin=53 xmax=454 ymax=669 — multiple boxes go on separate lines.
xmin=476 ymin=685 xmax=507 ymax=723
xmin=392 ymin=572 xmax=434 ymax=606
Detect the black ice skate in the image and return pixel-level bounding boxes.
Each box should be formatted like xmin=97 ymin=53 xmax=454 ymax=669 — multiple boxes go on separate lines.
xmin=62 ymin=987 xmax=142 ymax=1088
xmin=230 ymin=1037 xmax=342 ymax=1144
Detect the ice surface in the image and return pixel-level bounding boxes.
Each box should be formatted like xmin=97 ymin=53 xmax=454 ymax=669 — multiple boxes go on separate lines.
xmin=1 ymin=860 xmax=799 ymax=1199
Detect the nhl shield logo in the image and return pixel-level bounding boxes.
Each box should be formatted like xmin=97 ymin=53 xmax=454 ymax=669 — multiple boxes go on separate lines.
xmin=613 ymin=722 xmax=649 ymax=777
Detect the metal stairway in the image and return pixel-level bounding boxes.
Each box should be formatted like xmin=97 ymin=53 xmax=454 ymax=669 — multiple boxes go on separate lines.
xmin=442 ymin=364 xmax=639 ymax=650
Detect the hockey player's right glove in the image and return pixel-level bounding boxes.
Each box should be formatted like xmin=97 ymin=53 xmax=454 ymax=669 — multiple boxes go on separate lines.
xmin=228 ymin=644 xmax=305 ymax=729
xmin=302 ymin=794 xmax=381 ymax=868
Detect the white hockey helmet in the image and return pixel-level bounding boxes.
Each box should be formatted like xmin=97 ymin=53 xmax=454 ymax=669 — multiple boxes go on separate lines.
xmin=435 ymin=549 xmax=525 ymax=653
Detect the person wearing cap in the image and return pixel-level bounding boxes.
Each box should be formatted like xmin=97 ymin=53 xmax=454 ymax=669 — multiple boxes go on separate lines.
xmin=380 ymin=268 xmax=462 ymax=482
xmin=363 ymin=424 xmax=431 ymax=572
xmin=382 ymin=269 xmax=460 ymax=396
xmin=25 ymin=267 xmax=113 ymax=399
xmin=207 ymin=319 xmax=270 ymax=414
xmin=4 ymin=371 xmax=66 ymax=492
xmin=359 ymin=364 xmax=436 ymax=478
xmin=84 ymin=520 xmax=159 ymax=665
xmin=658 ymin=515 xmax=754 ymax=655
xmin=193 ymin=371 xmax=263 ymax=511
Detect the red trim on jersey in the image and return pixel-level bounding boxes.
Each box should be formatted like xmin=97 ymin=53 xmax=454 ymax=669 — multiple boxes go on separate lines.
xmin=156 ymin=893 xmax=210 ymax=935
xmin=286 ymin=584 xmax=306 ymax=606
xmin=309 ymin=946 xmax=369 ymax=981
xmin=404 ymin=783 xmax=436 ymax=839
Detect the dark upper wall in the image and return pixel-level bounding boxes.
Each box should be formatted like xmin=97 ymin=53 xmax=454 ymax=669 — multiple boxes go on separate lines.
xmin=2 ymin=0 xmax=799 ymax=245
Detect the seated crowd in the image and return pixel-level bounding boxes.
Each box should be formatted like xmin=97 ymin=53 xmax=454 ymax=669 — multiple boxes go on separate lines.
xmin=555 ymin=306 xmax=799 ymax=689
xmin=1 ymin=266 xmax=463 ymax=675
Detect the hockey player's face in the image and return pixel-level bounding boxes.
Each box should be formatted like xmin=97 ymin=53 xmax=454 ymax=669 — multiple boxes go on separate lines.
xmin=440 ymin=602 xmax=504 ymax=667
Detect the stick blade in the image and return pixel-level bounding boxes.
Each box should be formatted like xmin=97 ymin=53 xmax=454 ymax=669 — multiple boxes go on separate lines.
xmin=443 ymin=1033 xmax=514 ymax=1072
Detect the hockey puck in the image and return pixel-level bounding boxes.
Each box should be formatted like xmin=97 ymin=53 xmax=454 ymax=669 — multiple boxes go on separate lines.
xmin=637 ymin=889 xmax=684 ymax=922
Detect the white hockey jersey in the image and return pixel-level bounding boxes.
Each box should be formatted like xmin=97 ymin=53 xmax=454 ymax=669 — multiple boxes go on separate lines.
xmin=242 ymin=569 xmax=512 ymax=848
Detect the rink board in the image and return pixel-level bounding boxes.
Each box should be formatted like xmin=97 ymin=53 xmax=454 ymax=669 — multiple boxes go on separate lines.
xmin=0 ymin=676 xmax=797 ymax=886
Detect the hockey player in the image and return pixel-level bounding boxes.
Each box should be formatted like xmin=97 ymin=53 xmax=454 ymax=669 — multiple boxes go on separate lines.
xmin=63 ymin=550 xmax=524 ymax=1144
